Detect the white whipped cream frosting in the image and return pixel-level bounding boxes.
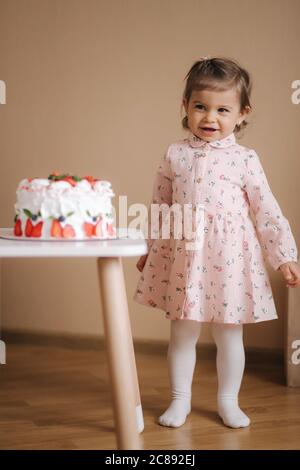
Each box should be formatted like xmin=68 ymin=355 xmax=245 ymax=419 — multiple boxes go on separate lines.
xmin=14 ymin=177 xmax=116 ymax=238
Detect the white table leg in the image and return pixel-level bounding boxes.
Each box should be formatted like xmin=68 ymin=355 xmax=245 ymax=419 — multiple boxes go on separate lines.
xmin=97 ymin=257 xmax=142 ymax=450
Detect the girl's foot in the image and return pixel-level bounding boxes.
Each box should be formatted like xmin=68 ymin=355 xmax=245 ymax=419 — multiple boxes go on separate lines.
xmin=218 ymin=397 xmax=250 ymax=428
xmin=158 ymin=399 xmax=191 ymax=427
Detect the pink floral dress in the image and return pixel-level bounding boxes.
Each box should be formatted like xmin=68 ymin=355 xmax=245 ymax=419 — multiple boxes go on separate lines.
xmin=133 ymin=131 xmax=298 ymax=324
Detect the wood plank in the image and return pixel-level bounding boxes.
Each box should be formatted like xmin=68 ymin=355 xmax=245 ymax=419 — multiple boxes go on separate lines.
xmin=0 ymin=343 xmax=299 ymax=449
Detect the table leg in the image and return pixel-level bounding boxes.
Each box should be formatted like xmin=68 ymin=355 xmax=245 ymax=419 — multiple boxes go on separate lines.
xmin=126 ymin=302 xmax=144 ymax=433
xmin=97 ymin=257 xmax=142 ymax=450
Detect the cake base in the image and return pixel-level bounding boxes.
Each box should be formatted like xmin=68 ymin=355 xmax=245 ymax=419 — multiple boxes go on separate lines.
xmin=0 ymin=228 xmax=121 ymax=242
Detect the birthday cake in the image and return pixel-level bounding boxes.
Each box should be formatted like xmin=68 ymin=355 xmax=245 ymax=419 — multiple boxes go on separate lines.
xmin=13 ymin=173 xmax=117 ymax=239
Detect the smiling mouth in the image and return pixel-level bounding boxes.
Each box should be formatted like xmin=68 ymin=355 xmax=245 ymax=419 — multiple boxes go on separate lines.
xmin=201 ymin=127 xmax=218 ymax=131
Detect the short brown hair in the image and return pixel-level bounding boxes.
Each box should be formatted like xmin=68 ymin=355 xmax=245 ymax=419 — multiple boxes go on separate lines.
xmin=181 ymin=57 xmax=252 ymax=134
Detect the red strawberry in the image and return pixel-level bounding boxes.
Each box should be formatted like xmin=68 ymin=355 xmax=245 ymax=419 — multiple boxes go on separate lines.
xmin=51 ymin=220 xmax=63 ymax=238
xmin=83 ymin=176 xmax=94 ymax=184
xmin=25 ymin=219 xmax=33 ymax=237
xmin=62 ymin=176 xmax=77 ymax=187
xmin=31 ymin=221 xmax=43 ymax=238
xmin=62 ymin=224 xmax=76 ymax=238
xmin=14 ymin=219 xmax=23 ymax=237
xmin=107 ymin=222 xmax=116 ymax=237
xmin=94 ymin=219 xmax=103 ymax=237
xmin=84 ymin=222 xmax=94 ymax=237
xmin=91 ymin=178 xmax=100 ymax=188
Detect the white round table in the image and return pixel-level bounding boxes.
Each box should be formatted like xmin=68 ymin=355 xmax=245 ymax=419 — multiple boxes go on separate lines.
xmin=0 ymin=227 xmax=148 ymax=450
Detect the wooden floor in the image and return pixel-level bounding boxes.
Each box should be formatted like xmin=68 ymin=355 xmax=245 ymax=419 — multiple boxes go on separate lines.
xmin=0 ymin=342 xmax=300 ymax=450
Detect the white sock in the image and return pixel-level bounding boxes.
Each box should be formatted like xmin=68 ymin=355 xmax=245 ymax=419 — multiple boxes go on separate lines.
xmin=211 ymin=323 xmax=250 ymax=428
xmin=158 ymin=320 xmax=201 ymax=428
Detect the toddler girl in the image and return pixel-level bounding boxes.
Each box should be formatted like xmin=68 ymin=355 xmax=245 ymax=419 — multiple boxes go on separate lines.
xmin=133 ymin=57 xmax=300 ymax=429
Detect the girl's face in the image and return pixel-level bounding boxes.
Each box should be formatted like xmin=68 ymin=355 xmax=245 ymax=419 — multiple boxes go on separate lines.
xmin=183 ymin=87 xmax=250 ymax=142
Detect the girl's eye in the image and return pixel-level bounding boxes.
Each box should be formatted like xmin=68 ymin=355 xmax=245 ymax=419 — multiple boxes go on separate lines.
xmin=219 ymin=108 xmax=229 ymax=113
xmin=195 ymin=104 xmax=205 ymax=110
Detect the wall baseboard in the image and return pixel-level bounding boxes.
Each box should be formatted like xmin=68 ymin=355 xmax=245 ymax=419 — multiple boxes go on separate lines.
xmin=1 ymin=328 xmax=283 ymax=365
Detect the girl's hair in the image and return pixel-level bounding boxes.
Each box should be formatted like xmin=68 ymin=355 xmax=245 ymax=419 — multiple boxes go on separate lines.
xmin=181 ymin=57 xmax=252 ymax=134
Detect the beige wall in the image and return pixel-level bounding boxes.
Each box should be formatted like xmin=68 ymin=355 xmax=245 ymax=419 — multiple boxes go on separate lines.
xmin=0 ymin=0 xmax=299 ymax=350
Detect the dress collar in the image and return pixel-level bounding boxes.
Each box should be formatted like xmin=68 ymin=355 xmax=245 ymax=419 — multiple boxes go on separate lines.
xmin=187 ymin=131 xmax=236 ymax=149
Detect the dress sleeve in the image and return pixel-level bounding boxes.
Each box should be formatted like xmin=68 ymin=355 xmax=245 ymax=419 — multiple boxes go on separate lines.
xmin=243 ymin=149 xmax=298 ymax=271
xmin=146 ymin=145 xmax=173 ymax=251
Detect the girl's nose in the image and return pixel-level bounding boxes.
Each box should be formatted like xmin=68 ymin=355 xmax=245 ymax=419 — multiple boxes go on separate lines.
xmin=204 ymin=110 xmax=217 ymax=122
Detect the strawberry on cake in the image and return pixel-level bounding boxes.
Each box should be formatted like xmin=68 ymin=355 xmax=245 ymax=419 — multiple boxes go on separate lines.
xmin=14 ymin=172 xmax=117 ymax=239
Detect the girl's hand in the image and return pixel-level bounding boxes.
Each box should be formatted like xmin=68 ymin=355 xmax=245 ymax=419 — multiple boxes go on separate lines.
xmin=136 ymin=254 xmax=148 ymax=272
xmin=278 ymin=261 xmax=300 ymax=288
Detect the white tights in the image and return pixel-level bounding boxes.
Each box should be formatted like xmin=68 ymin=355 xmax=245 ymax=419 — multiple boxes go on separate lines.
xmin=158 ymin=320 xmax=250 ymax=428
